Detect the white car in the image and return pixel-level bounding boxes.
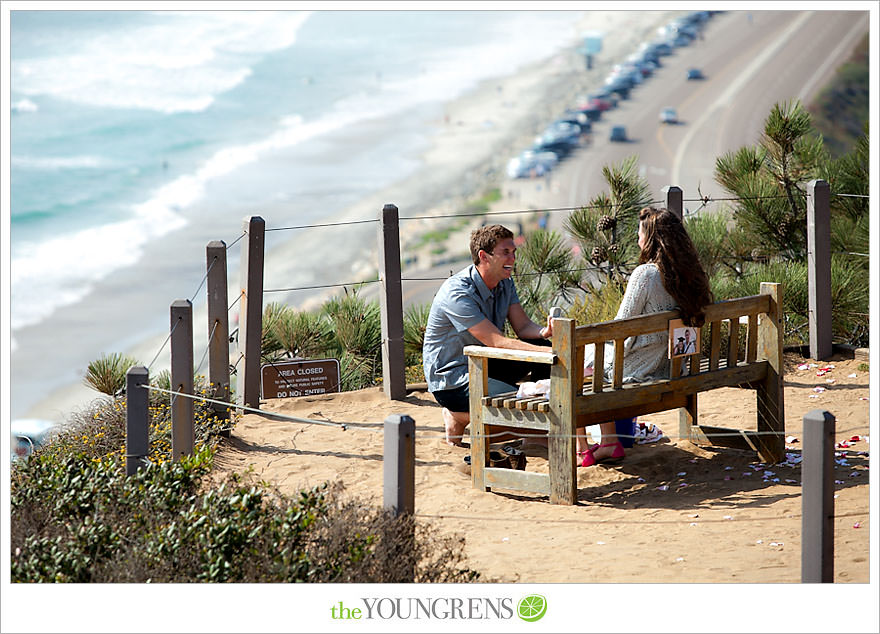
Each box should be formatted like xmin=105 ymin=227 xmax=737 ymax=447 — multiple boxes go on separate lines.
xmin=660 ymin=107 xmax=678 ymax=124
xmin=11 ymin=419 xmax=57 ymax=461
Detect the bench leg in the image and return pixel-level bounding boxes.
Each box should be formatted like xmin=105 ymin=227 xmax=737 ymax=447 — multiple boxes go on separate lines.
xmin=756 ymin=282 xmax=785 ymax=464
xmin=468 ymin=356 xmax=489 ymax=492
xmin=548 ymin=413 xmax=576 ymax=505
xmin=678 ymin=393 xmax=698 ymax=444
xmin=756 ymin=376 xmax=785 ymax=463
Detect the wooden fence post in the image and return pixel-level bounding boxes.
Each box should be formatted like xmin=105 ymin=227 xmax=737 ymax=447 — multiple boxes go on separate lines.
xmin=171 ymin=299 xmax=194 ymax=460
xmin=239 ymin=216 xmax=265 ymax=410
xmin=125 ymin=366 xmax=150 ymax=475
xmin=801 ymin=408 xmax=835 ymax=583
xmin=378 ymin=204 xmax=406 ymax=400
xmin=663 ymin=185 xmax=683 ymax=220
xmin=383 ymin=414 xmax=415 ymax=517
xmin=206 ymin=240 xmax=231 ymax=433
xmin=807 ymin=179 xmax=832 ymax=361
xmin=383 ymin=413 xmax=415 ymax=582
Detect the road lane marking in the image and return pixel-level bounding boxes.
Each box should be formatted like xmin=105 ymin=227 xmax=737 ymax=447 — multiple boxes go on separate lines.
xmin=671 ymin=11 xmax=813 ymax=186
xmin=798 ymin=17 xmax=867 ymax=101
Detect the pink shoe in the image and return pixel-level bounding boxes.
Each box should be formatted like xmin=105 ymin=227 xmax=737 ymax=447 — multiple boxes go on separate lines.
xmin=579 ymin=442 xmax=625 ymax=467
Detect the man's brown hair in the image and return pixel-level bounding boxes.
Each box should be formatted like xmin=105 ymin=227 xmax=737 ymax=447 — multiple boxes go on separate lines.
xmin=469 ymin=224 xmax=514 ymax=265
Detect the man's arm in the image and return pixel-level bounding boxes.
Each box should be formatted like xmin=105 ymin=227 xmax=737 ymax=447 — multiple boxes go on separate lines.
xmin=467 ymin=303 xmax=552 ymax=352
xmin=507 ymin=303 xmax=552 ymax=341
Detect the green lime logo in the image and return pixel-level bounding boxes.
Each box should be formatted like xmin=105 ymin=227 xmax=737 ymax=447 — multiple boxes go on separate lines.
xmin=517 ymin=594 xmax=547 ymax=622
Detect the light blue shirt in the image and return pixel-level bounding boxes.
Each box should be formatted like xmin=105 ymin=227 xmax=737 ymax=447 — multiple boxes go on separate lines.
xmin=422 ymin=264 xmax=520 ymax=392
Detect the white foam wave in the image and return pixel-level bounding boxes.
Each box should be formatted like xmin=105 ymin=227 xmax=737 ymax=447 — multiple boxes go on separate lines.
xmin=12 ymin=154 xmax=106 ymax=170
xmin=11 ymin=98 xmax=39 ymax=113
xmin=11 ymin=11 xmax=313 ymax=114
xmin=10 ymin=202 xmax=187 ymax=331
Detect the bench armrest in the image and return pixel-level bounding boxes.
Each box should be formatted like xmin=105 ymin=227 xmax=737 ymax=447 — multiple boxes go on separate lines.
xmin=463 ymin=345 xmax=557 ymax=365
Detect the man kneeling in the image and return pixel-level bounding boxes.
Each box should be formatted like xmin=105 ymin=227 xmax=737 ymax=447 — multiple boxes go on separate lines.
xmin=422 ymin=224 xmax=553 ymax=446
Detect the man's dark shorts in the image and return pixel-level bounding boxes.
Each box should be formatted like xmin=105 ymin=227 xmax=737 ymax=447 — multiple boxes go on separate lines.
xmin=431 ymin=338 xmax=551 ymax=413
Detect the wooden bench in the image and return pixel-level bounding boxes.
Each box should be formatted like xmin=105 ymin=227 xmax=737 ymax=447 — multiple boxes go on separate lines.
xmin=463 ymin=282 xmax=784 ymax=505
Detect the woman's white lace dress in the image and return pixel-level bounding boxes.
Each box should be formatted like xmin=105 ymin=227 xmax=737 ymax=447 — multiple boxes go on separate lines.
xmin=598 ymin=262 xmax=678 ymax=383
xmin=517 ymin=263 xmax=679 ymax=398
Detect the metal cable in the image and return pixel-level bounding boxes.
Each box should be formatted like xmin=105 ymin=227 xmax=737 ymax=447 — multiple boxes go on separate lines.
xmin=141 ymin=384 xmax=351 ymax=429
xmin=266 ymin=219 xmax=378 ymax=232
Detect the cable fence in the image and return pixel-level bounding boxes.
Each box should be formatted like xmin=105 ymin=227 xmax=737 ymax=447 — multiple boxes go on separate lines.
xmin=134 ymin=180 xmax=865 ymax=464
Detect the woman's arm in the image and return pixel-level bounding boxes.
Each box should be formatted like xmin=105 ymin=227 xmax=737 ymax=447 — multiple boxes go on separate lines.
xmin=615 ymin=264 xmax=653 ymax=320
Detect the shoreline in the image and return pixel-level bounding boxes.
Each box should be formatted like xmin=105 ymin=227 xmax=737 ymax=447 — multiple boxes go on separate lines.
xmin=17 ymin=9 xmax=682 ymax=425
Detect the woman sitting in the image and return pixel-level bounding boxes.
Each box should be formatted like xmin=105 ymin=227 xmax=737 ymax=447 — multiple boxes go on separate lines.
xmin=579 ymin=206 xmax=713 ymax=466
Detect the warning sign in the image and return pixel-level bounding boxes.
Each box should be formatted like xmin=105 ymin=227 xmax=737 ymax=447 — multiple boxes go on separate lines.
xmin=260 ymin=358 xmax=341 ymax=399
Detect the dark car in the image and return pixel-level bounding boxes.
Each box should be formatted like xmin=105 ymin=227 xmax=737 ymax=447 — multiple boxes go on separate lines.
xmin=686 ymin=68 xmax=704 ymax=80
xmin=609 ymin=125 xmax=627 ymax=142
xmin=559 ymin=113 xmax=592 ymax=133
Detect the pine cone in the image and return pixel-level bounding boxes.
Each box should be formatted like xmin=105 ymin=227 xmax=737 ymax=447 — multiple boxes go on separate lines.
xmin=778 ymin=217 xmax=792 ymax=236
xmin=596 ymin=214 xmax=616 ymax=232
xmin=608 ymin=243 xmax=619 ymax=256
xmin=591 ymin=245 xmax=607 ymax=263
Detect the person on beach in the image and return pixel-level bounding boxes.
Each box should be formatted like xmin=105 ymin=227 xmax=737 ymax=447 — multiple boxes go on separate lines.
xmin=423 ymin=224 xmax=554 ymax=446
xmin=577 ymin=206 xmax=712 ymax=466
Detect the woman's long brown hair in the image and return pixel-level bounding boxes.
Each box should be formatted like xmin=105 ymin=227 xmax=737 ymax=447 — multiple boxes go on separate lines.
xmin=637 ymin=206 xmax=713 ymax=327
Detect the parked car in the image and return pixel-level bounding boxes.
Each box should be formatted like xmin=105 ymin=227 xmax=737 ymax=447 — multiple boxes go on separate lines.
xmin=659 ymin=107 xmax=678 ymax=124
xmin=506 ymin=150 xmax=559 ymax=179
xmin=532 ymin=121 xmax=581 ymax=157
xmin=11 ymin=419 xmax=57 ymax=462
xmin=609 ymin=125 xmax=627 ymax=142
xmin=687 ymin=67 xmax=705 ymax=80
xmin=584 ymin=93 xmax=613 ymax=111
xmin=561 ymin=111 xmax=593 ymax=132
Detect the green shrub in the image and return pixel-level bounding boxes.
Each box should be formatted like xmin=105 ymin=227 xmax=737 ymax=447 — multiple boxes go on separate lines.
xmin=10 ymin=449 xmax=479 ymax=583
xmin=261 ymin=302 xmax=292 ymax=360
xmin=46 ymin=374 xmax=233 ymax=466
xmin=323 ymin=289 xmax=381 ymax=359
xmin=84 ymin=353 xmax=141 ymax=396
xmin=272 ymin=308 xmax=336 ymax=360
xmin=403 ymin=302 xmax=432 ymax=366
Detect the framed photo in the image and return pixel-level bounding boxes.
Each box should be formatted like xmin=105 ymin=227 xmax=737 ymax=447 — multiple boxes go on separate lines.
xmin=669 ymin=319 xmax=700 ymax=358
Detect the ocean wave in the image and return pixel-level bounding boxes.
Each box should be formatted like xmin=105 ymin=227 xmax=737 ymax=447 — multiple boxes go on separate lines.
xmin=11 ymin=98 xmax=38 ymax=113
xmin=11 ymin=11 xmax=313 ymax=114
xmin=12 ymin=154 xmax=106 ymax=170
xmin=10 ymin=203 xmax=187 ymax=332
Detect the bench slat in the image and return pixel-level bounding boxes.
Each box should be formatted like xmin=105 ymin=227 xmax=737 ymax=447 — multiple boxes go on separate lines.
xmin=576 ymin=362 xmax=768 ymax=416
xmin=517 ymin=397 xmax=547 ymax=410
xmin=479 ymin=408 xmax=550 ymax=430
xmin=464 ymin=345 xmax=556 ymax=364
xmin=728 ymin=318 xmax=739 ymax=367
xmin=747 ymin=313 xmax=758 ymax=363
xmin=483 ymin=468 xmax=550 ymax=495
xmin=613 ymin=339 xmax=625 ymax=388
xmin=482 ymin=391 xmax=517 ymax=407
xmin=709 ymin=321 xmax=722 ymax=371
xmin=573 ymin=294 xmax=770 ymax=346
xmin=593 ymin=341 xmax=605 ymax=393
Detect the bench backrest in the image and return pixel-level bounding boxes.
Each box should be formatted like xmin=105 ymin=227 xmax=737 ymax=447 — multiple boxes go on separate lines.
xmin=572 ymin=291 xmax=774 ymax=394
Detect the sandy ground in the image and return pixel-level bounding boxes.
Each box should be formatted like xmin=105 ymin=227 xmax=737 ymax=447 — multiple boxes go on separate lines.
xmin=214 ymin=351 xmax=872 ymax=586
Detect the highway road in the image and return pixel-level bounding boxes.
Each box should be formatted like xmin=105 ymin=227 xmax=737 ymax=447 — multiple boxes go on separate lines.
xmin=555 ymin=9 xmax=869 ymax=217
xmin=381 ymin=9 xmax=869 ymax=312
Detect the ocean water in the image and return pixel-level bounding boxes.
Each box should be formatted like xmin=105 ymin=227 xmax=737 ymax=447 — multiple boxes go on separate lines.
xmin=8 ymin=9 xmax=587 ymax=420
